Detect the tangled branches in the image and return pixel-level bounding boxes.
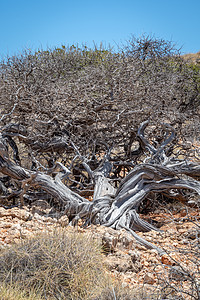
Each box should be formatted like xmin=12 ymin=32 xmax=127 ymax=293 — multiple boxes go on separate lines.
xmin=0 ymin=36 xmax=199 ymax=252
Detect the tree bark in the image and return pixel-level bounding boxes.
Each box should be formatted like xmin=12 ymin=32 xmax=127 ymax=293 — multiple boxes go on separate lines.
xmin=0 ymin=122 xmax=199 ymax=254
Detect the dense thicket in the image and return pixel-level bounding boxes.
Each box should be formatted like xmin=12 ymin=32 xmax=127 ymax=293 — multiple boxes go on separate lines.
xmin=0 ymin=35 xmax=199 ymax=252
xmin=0 ymin=36 xmax=199 ymax=163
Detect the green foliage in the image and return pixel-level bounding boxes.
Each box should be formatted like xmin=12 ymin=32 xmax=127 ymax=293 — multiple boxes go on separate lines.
xmin=33 ymin=43 xmax=115 ymax=77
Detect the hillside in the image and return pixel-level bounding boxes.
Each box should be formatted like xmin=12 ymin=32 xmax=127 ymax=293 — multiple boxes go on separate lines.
xmin=0 ymin=36 xmax=199 ymax=299
xmin=182 ymin=51 xmax=200 ymax=64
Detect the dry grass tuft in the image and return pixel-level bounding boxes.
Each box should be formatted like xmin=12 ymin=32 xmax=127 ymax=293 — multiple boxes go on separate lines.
xmin=0 ymin=282 xmax=43 ymax=300
xmin=0 ymin=229 xmax=172 ymax=299
xmin=0 ymin=229 xmax=106 ymax=299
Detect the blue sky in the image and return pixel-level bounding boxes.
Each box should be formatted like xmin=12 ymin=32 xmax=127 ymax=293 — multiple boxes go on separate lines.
xmin=0 ymin=0 xmax=199 ymax=58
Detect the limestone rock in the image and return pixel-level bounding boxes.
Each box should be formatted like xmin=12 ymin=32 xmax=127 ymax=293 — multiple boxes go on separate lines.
xmin=57 ymin=215 xmax=69 ymax=227
xmin=118 ymin=230 xmax=136 ymax=249
xmin=143 ymin=273 xmax=156 ymax=285
xmin=102 ymin=232 xmax=118 ymax=252
xmin=169 ymin=266 xmax=189 ymax=281
xmin=0 ymin=207 xmax=31 ymax=221
xmin=105 ymin=250 xmax=142 ymax=273
xmin=185 ymin=228 xmax=200 ymax=240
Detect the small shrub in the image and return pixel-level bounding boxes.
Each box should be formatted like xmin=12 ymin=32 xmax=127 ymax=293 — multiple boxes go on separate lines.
xmin=0 ymin=282 xmax=43 ymax=300
xmin=0 ymin=230 xmax=106 ymax=299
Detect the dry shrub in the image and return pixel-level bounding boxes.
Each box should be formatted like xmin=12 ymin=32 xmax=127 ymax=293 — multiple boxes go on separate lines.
xmin=0 ymin=230 xmax=162 ymax=300
xmin=0 ymin=230 xmax=106 ymax=299
xmin=0 ymin=282 xmax=42 ymax=300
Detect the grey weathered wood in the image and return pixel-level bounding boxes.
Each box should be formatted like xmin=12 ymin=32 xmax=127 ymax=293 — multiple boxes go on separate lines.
xmin=0 ymin=121 xmax=199 ymax=254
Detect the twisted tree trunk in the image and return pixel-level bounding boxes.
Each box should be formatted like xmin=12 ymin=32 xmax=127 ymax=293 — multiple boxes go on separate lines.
xmin=0 ymin=121 xmax=199 ymax=254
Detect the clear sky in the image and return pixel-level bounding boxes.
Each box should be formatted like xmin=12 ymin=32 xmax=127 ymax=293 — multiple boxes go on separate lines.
xmin=0 ymin=0 xmax=199 ymax=58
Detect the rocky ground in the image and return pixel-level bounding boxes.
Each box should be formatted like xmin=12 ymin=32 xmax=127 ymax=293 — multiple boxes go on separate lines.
xmin=0 ymin=200 xmax=199 ymax=299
